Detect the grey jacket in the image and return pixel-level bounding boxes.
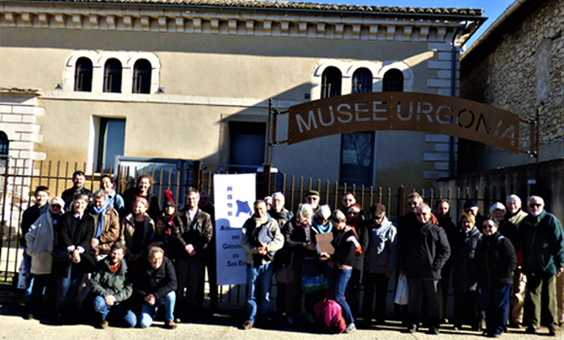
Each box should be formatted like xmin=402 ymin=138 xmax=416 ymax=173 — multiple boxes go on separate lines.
xmin=241 ymin=215 xmax=284 ymax=266
xmin=364 ymin=217 xmax=397 ymax=274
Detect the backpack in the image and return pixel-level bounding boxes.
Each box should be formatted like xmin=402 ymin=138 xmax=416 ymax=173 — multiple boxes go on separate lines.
xmin=314 ymin=296 xmax=346 ymax=334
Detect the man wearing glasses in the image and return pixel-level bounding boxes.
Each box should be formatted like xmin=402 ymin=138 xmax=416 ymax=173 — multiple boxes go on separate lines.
xmin=519 ymin=196 xmax=564 ymax=336
xmin=398 ymin=203 xmax=450 ymax=334
xmin=304 ymin=190 xmax=320 ymax=211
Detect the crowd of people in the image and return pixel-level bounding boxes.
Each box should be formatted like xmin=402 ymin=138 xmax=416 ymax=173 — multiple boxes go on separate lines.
xmin=19 ymin=171 xmax=564 ymax=337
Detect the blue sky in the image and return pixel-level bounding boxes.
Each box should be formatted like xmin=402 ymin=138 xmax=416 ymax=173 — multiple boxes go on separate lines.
xmin=286 ymin=0 xmax=515 ymax=50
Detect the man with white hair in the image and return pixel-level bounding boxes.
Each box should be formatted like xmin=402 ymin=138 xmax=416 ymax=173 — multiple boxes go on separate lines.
xmin=502 ymin=196 xmax=528 ymax=328
xmin=506 ymin=194 xmax=528 ymax=227
xmin=520 ymin=196 xmax=564 ymax=336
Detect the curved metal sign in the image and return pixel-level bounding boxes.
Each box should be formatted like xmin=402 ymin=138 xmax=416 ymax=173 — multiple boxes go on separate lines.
xmin=288 ymin=92 xmax=520 ymax=154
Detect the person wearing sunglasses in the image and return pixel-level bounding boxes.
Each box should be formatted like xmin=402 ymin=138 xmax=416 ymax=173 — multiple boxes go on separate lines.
xmin=519 ymin=196 xmax=564 ymax=336
xmin=475 ymin=218 xmax=516 ymax=338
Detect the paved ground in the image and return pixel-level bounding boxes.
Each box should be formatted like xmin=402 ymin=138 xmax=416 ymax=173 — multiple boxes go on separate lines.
xmin=0 ymin=302 xmax=561 ymax=340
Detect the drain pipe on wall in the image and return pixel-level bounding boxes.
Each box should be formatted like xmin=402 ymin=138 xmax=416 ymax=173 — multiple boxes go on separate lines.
xmin=449 ymin=22 xmax=468 ymax=177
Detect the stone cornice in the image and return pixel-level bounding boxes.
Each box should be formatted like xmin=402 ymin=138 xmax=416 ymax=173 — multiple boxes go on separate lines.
xmin=0 ymin=3 xmax=482 ymax=42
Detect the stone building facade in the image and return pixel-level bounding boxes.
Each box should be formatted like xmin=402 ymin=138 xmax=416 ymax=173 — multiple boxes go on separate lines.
xmin=460 ymin=0 xmax=564 ymax=173
xmin=0 ymin=0 xmax=484 ymax=194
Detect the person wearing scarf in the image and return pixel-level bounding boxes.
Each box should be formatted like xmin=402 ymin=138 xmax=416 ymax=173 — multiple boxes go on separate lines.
xmin=101 ymin=175 xmax=125 ymax=219
xmin=282 ymin=203 xmax=314 ymax=324
xmin=90 ymin=189 xmax=121 ymax=261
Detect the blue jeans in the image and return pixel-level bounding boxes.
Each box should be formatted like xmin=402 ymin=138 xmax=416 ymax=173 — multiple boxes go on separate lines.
xmin=23 ymin=246 xmax=34 ymax=302
xmin=139 ymin=291 xmax=176 ymax=328
xmin=246 ymin=263 xmax=274 ymax=324
xmin=481 ymin=284 xmax=512 ymax=335
xmin=93 ymin=296 xmax=136 ymax=327
xmin=57 ymin=264 xmax=85 ymax=314
xmin=328 ymin=266 xmax=354 ymax=325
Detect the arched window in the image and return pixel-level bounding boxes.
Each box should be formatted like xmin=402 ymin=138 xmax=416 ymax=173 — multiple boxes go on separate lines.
xmin=321 ymin=67 xmax=342 ymax=98
xmin=103 ymin=58 xmax=122 ymax=93
xmin=0 ymin=131 xmax=9 ymax=159
xmin=132 ymin=59 xmax=152 ymax=94
xmin=352 ymin=68 xmax=373 ymax=94
xmin=383 ymin=69 xmax=404 ymax=92
xmin=74 ymin=57 xmax=93 ymax=92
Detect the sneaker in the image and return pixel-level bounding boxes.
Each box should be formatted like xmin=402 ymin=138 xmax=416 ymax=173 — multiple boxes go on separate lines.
xmin=242 ymin=320 xmax=253 ymax=330
xmin=99 ymin=320 xmax=109 ymax=329
xmin=549 ymin=328 xmax=560 ymax=337
xmin=164 ymin=321 xmax=177 ymax=329
xmin=345 ymin=323 xmax=356 ymax=333
xmin=407 ymin=324 xmax=417 ymax=333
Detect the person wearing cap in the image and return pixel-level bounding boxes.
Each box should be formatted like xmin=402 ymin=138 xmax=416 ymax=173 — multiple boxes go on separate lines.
xmin=89 ymin=189 xmax=121 ymax=261
xmin=504 ymin=195 xmax=527 ymax=328
xmin=25 ymin=196 xmax=64 ymax=320
xmin=304 ymin=190 xmax=320 ymax=211
xmin=463 ymin=199 xmax=485 ymax=230
xmin=362 ymin=203 xmax=397 ymax=326
xmin=345 ymin=204 xmax=368 ymax=319
xmin=175 ymin=187 xmax=213 ymax=321
xmin=519 ymin=196 xmax=564 ymax=336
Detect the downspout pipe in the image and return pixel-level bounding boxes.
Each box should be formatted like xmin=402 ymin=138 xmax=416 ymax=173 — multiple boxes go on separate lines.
xmin=449 ymin=22 xmax=469 ymax=177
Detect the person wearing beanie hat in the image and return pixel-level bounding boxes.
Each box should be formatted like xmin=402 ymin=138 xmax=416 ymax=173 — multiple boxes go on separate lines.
xmin=159 ymin=190 xmax=185 ymax=260
xmin=463 ymin=199 xmax=485 ymax=231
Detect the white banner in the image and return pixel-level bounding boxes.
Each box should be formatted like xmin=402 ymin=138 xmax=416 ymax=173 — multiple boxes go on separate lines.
xmin=214 ymin=173 xmax=256 ymax=285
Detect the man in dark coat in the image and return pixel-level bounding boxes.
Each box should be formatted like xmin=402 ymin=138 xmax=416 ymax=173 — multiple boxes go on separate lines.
xmin=398 ymin=203 xmax=450 ymax=335
xmin=175 ymin=187 xmax=213 ymax=320
xmin=134 ymin=246 xmax=177 ymax=329
xmin=61 ymin=171 xmax=92 ymax=213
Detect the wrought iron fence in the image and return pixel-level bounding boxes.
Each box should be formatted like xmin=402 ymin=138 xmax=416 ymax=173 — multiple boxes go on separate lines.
xmin=0 ymin=158 xmax=513 ymax=306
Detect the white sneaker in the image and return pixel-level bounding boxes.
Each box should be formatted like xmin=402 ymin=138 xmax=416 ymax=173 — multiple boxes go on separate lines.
xmin=345 ymin=323 xmax=356 ymax=333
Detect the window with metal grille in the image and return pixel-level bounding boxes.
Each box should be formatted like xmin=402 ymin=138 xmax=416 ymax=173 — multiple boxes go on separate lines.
xmin=74 ymin=57 xmax=93 ymax=92
xmin=383 ymin=69 xmax=404 ymax=92
xmin=103 ymin=58 xmax=122 ymax=93
xmin=0 ymin=131 xmax=9 ymax=159
xmin=321 ymin=67 xmax=342 ymax=98
xmin=352 ymin=68 xmax=373 ymax=94
xmin=132 ymin=59 xmax=152 ymax=94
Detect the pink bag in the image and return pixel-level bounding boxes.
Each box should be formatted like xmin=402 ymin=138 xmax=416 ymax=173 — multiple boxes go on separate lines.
xmin=314 ymin=297 xmax=346 ymax=334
